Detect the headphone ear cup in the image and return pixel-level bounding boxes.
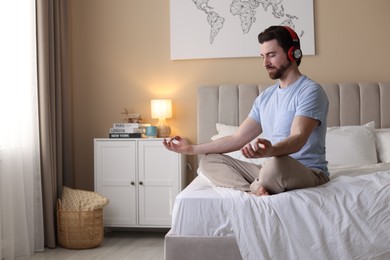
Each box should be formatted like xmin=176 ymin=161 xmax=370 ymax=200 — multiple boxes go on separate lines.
xmin=293 ymin=48 xmax=302 ymax=60
xmin=288 ymin=46 xmax=302 ymax=61
xmin=288 ymin=46 xmax=296 ymax=61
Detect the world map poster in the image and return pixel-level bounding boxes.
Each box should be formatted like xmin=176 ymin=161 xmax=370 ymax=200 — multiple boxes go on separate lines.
xmin=170 ymin=0 xmax=315 ymax=60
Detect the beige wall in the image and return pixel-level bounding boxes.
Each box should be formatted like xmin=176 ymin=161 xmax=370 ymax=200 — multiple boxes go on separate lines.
xmin=70 ymin=0 xmax=390 ymax=190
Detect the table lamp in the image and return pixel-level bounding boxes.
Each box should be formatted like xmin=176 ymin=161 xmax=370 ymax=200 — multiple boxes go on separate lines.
xmin=151 ymin=99 xmax=172 ymax=137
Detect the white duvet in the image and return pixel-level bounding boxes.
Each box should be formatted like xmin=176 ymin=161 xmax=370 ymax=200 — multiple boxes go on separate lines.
xmin=171 ymin=164 xmax=390 ymax=260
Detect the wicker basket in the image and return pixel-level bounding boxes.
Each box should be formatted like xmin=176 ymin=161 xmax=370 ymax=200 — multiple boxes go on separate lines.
xmin=57 ymin=200 xmax=104 ymax=249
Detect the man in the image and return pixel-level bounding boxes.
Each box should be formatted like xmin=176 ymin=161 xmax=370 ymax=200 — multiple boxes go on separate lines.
xmin=163 ymin=25 xmax=329 ymax=196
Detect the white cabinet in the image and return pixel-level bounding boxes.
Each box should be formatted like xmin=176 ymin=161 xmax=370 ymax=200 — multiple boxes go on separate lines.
xmin=94 ymin=138 xmax=185 ymax=228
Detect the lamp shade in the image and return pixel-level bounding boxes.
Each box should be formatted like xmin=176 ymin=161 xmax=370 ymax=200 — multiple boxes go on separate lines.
xmin=151 ymin=99 xmax=172 ymax=119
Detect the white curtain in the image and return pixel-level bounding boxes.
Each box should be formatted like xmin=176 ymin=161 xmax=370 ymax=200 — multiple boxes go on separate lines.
xmin=0 ymin=1 xmax=45 ymax=259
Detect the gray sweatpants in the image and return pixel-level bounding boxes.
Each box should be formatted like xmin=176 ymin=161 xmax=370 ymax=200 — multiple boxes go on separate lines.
xmin=199 ymin=154 xmax=330 ymax=194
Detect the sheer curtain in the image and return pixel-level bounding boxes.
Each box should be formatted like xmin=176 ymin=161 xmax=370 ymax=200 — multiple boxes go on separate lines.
xmin=0 ymin=0 xmax=45 ymax=259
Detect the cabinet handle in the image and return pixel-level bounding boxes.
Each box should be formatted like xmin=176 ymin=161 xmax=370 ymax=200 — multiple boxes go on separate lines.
xmin=139 ymin=181 xmax=143 ymax=185
xmin=131 ymin=181 xmax=135 ymax=185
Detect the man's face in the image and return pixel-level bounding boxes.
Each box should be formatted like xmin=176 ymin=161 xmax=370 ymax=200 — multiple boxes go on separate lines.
xmin=260 ymin=39 xmax=291 ymax=80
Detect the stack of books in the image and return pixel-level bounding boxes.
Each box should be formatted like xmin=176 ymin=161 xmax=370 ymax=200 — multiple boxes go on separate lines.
xmin=109 ymin=123 xmax=151 ymax=138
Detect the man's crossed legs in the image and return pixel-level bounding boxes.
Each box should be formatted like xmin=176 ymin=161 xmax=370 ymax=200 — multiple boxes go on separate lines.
xmin=199 ymin=154 xmax=329 ymax=195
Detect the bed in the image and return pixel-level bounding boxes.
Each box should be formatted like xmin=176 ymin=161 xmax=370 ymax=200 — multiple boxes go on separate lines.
xmin=164 ymin=83 xmax=390 ymax=260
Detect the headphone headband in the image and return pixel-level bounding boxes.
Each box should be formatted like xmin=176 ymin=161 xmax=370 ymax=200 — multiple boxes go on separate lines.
xmin=284 ymin=26 xmax=299 ymax=45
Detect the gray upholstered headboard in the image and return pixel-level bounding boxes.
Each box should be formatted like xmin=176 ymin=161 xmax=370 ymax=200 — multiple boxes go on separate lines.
xmin=197 ymin=83 xmax=390 ymax=144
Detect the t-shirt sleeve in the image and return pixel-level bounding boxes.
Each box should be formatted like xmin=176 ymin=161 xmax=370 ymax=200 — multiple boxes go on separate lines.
xmin=296 ymin=84 xmax=328 ymax=125
xmin=248 ymin=92 xmax=263 ymax=125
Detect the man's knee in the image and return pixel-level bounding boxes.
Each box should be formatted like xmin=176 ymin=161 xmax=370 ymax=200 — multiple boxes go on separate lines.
xmin=199 ymin=154 xmax=225 ymax=168
xmin=261 ymin=156 xmax=291 ymax=179
xmin=258 ymin=156 xmax=294 ymax=194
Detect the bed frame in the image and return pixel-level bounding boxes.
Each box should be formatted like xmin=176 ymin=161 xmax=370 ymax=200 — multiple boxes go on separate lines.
xmin=165 ymin=82 xmax=390 ymax=260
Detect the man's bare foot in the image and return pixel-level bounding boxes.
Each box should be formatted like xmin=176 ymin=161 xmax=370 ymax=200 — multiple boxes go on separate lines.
xmin=256 ymin=186 xmax=270 ymax=196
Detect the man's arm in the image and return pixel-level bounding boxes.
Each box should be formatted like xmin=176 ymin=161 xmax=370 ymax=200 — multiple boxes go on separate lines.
xmin=241 ymin=115 xmax=318 ymax=158
xmin=163 ymin=117 xmax=262 ymax=155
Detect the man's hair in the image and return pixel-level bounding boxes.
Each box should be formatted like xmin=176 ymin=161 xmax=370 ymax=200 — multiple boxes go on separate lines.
xmin=258 ymin=26 xmax=302 ymax=66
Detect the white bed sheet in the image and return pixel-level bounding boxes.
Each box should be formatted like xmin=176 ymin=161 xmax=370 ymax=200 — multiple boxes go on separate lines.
xmin=171 ymin=164 xmax=390 ymax=259
xmin=329 ymin=162 xmax=390 ymax=179
xmin=171 ymin=175 xmax=235 ymax=237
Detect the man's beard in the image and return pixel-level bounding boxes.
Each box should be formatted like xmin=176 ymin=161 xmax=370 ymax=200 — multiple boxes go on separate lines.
xmin=267 ymin=60 xmax=291 ymax=80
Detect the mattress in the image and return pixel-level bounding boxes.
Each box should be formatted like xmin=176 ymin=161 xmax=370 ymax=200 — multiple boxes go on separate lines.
xmin=170 ymin=164 xmax=390 ymax=259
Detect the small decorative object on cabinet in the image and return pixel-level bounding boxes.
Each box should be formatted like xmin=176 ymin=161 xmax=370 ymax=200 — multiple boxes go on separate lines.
xmin=94 ymin=138 xmax=186 ymax=228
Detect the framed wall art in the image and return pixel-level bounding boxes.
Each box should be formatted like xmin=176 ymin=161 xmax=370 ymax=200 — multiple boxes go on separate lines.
xmin=170 ymin=0 xmax=315 ymax=60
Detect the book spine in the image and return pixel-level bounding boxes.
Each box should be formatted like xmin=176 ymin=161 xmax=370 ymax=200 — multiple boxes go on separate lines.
xmin=109 ymin=133 xmax=142 ymax=138
xmin=109 ymin=127 xmax=143 ymax=134
xmin=113 ymin=123 xmax=140 ymax=128
xmin=113 ymin=123 xmax=151 ymax=128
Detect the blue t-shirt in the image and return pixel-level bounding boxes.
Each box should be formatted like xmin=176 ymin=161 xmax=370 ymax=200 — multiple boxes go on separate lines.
xmin=249 ymin=75 xmax=329 ymax=175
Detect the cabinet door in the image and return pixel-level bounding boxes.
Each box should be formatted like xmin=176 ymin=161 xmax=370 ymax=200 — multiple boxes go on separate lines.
xmin=138 ymin=140 xmax=180 ymax=226
xmin=94 ymin=140 xmax=137 ymax=227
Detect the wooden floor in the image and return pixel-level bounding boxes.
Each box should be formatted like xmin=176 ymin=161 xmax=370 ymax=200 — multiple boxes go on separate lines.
xmin=28 ymin=230 xmax=168 ymax=260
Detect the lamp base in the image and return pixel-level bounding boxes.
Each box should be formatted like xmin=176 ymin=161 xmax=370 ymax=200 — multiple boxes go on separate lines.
xmin=157 ymin=124 xmax=171 ymax=138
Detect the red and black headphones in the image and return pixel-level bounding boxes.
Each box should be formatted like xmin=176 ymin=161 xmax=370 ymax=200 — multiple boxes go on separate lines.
xmin=284 ymin=26 xmax=302 ymax=62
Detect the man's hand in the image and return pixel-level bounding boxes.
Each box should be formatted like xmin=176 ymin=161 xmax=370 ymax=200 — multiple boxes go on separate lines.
xmin=163 ymin=136 xmax=194 ymax=154
xmin=241 ymin=138 xmax=273 ymax=158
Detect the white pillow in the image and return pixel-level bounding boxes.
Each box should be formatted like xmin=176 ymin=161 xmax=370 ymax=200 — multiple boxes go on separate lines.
xmin=211 ymin=123 xmax=239 ymax=141
xmin=326 ymin=121 xmax=378 ymax=167
xmin=211 ymin=123 xmax=266 ymax=165
xmin=375 ymin=128 xmax=390 ymax=163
